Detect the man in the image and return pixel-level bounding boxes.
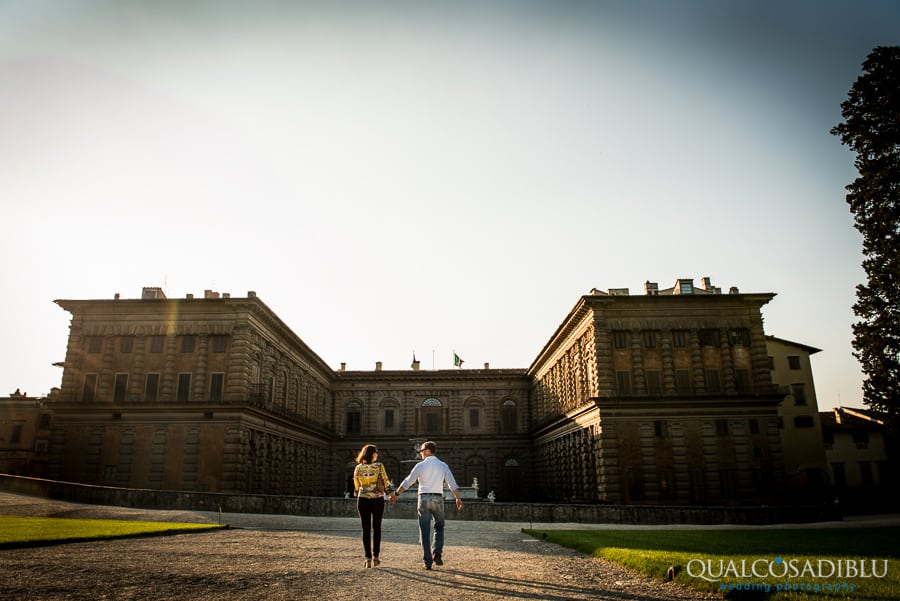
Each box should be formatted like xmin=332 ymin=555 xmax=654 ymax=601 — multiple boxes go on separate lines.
xmin=389 ymin=441 xmax=463 ymax=570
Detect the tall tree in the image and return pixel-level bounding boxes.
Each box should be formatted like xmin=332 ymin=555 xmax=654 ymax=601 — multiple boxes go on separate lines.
xmin=831 ymin=46 xmax=900 ymax=425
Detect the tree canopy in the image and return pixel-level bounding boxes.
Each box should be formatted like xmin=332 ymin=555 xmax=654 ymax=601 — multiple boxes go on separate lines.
xmin=831 ymin=46 xmax=900 ymax=425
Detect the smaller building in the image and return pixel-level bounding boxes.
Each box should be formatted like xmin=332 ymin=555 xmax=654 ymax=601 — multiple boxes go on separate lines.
xmin=0 ymin=389 xmax=55 ymax=477
xmin=820 ymin=406 xmax=894 ymax=512
xmin=765 ymin=336 xmax=828 ymax=500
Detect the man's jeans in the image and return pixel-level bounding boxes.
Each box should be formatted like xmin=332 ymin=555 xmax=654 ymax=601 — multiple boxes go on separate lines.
xmin=416 ymin=494 xmax=445 ymax=566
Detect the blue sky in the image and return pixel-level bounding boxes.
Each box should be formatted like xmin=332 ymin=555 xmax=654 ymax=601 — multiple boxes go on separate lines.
xmin=1 ymin=1 xmax=898 ymax=409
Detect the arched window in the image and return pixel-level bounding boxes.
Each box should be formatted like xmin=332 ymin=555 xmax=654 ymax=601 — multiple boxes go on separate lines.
xmin=345 ymin=400 xmax=362 ymax=435
xmin=503 ymin=457 xmax=523 ymax=500
xmin=501 ymin=399 xmax=518 ymax=433
xmin=420 ymin=397 xmax=443 ymax=434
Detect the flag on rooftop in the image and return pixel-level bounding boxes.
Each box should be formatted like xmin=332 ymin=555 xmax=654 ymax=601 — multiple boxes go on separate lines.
xmin=453 ymin=352 xmax=464 ymax=368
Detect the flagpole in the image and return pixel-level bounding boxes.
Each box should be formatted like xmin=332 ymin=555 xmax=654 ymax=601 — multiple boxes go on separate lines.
xmin=432 ymin=349 xmax=435 ymax=370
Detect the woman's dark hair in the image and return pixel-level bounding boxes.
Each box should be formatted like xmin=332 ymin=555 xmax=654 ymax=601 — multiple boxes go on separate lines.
xmin=356 ymin=444 xmax=378 ymax=464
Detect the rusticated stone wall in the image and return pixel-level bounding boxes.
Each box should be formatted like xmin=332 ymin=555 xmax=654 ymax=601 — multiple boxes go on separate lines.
xmin=0 ymin=474 xmax=839 ymax=525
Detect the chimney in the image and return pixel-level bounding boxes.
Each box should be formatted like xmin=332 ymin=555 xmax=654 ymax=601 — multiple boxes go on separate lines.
xmin=339 ymin=362 xmax=346 ymax=372
xmin=222 ymin=293 xmax=230 ymax=298
xmin=186 ymin=293 xmax=194 ymax=299
xmin=701 ymin=276 xmax=712 ymax=290
xmin=644 ymin=281 xmax=659 ymax=296
xmin=142 ymin=287 xmax=166 ymax=299
xmin=204 ymin=290 xmax=220 ymax=299
xmin=412 ymin=360 xmax=421 ymax=371
xmin=248 ymin=291 xmax=257 ymax=298
xmin=484 ymin=362 xmax=490 ymax=369
xmin=375 ymin=361 xmax=382 ymax=371
xmin=114 ymin=293 xmax=120 ymax=300
xmin=729 ymin=286 xmax=740 ymax=295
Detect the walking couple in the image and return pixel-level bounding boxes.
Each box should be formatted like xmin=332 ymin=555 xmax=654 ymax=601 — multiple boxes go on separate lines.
xmin=352 ymin=441 xmax=463 ymax=570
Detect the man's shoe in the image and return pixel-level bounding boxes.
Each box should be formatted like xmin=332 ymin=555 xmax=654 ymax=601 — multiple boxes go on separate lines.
xmin=433 ymin=553 xmax=443 ymax=566
xmin=422 ymin=564 xmax=432 ymax=570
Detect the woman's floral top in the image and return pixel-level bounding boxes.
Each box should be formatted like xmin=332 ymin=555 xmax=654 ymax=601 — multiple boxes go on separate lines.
xmin=353 ymin=462 xmax=392 ymax=498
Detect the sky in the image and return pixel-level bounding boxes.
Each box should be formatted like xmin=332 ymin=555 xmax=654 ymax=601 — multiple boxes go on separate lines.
xmin=1 ymin=1 xmax=897 ymax=410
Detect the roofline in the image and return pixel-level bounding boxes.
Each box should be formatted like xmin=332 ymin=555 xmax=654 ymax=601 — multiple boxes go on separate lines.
xmin=765 ymin=335 xmax=822 ymax=355
xmin=336 ymin=368 xmax=528 ymax=379
xmin=55 ymin=295 xmax=336 ymax=379
xmin=528 ymin=291 xmax=777 ymax=374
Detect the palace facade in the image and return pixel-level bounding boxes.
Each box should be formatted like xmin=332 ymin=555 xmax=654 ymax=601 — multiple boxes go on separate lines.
xmin=43 ymin=278 xmax=817 ymax=505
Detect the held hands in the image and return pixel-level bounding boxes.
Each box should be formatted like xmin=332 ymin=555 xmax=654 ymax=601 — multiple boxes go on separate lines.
xmin=388 ymin=492 xmax=398 ymax=503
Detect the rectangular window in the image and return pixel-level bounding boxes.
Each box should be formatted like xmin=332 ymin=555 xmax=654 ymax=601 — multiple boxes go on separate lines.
xmin=645 ymin=370 xmax=662 ymax=395
xmin=149 ymin=335 xmax=165 ymax=353
xmin=384 ymin=409 xmax=394 ymax=429
xmin=181 ymin=335 xmax=196 ymax=353
xmin=734 ymin=369 xmax=751 ymax=392
xmin=859 ymin=461 xmax=874 ymax=487
xmin=705 ymin=369 xmax=721 ymax=393
xmin=82 ymin=374 xmax=97 ymax=401
xmin=212 ymin=335 xmax=228 ymax=353
xmin=699 ymin=329 xmax=720 ymax=347
xmin=715 ymin=419 xmax=729 ymax=436
xmin=749 ymin=418 xmax=760 ymax=434
xmin=675 ymin=369 xmax=692 ymax=394
xmin=852 ymin=431 xmax=869 ymax=449
xmin=11 ymin=423 xmax=23 ymax=444
xmin=176 ymin=373 xmax=192 ymax=402
xmin=793 ymin=415 xmax=814 ymax=428
xmin=612 ymin=331 xmax=629 ymax=349
xmin=425 ymin=412 xmax=439 ymax=434
xmin=615 ymin=370 xmax=632 ymax=395
xmin=209 ymin=373 xmax=224 ymax=401
xmin=87 ymin=336 xmax=103 ymax=353
xmin=672 ymin=330 xmax=688 ymax=348
xmin=654 ymin=420 xmax=668 ymax=438
xmin=788 ymin=355 xmax=801 ymax=370
xmin=145 ymin=373 xmax=160 ymax=401
xmin=469 ymin=408 xmax=480 ymax=428
xmin=728 ymin=328 xmax=751 ymax=346
xmin=642 ymin=330 xmax=658 ymax=349
xmin=119 ymin=336 xmax=134 ymax=353
xmin=113 ymin=373 xmax=128 ymax=402
xmin=768 ymin=355 xmax=775 ymax=370
xmin=791 ymin=383 xmax=807 ymax=405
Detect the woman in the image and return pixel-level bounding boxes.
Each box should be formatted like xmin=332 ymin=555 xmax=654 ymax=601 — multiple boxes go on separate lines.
xmin=353 ymin=444 xmax=393 ymax=568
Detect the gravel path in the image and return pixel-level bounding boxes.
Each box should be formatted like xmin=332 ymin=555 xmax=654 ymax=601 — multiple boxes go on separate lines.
xmin=0 ymin=492 xmax=719 ymax=601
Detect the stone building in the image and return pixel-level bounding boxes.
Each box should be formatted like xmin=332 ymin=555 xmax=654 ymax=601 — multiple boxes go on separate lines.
xmin=51 ymin=288 xmax=335 ymax=496
xmin=528 ymin=278 xmax=787 ymax=504
xmin=0 ymin=389 xmax=54 ymax=477
xmin=44 ymin=278 xmax=812 ymax=505
xmin=820 ymin=406 xmax=895 ymax=511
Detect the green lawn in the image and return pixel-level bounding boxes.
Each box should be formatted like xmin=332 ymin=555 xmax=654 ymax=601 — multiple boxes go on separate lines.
xmin=524 ymin=526 xmax=900 ymax=600
xmin=0 ymin=515 xmax=224 ymax=547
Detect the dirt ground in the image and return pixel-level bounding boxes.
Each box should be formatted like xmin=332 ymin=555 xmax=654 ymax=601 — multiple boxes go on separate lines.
xmin=0 ymin=492 xmax=718 ymax=601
